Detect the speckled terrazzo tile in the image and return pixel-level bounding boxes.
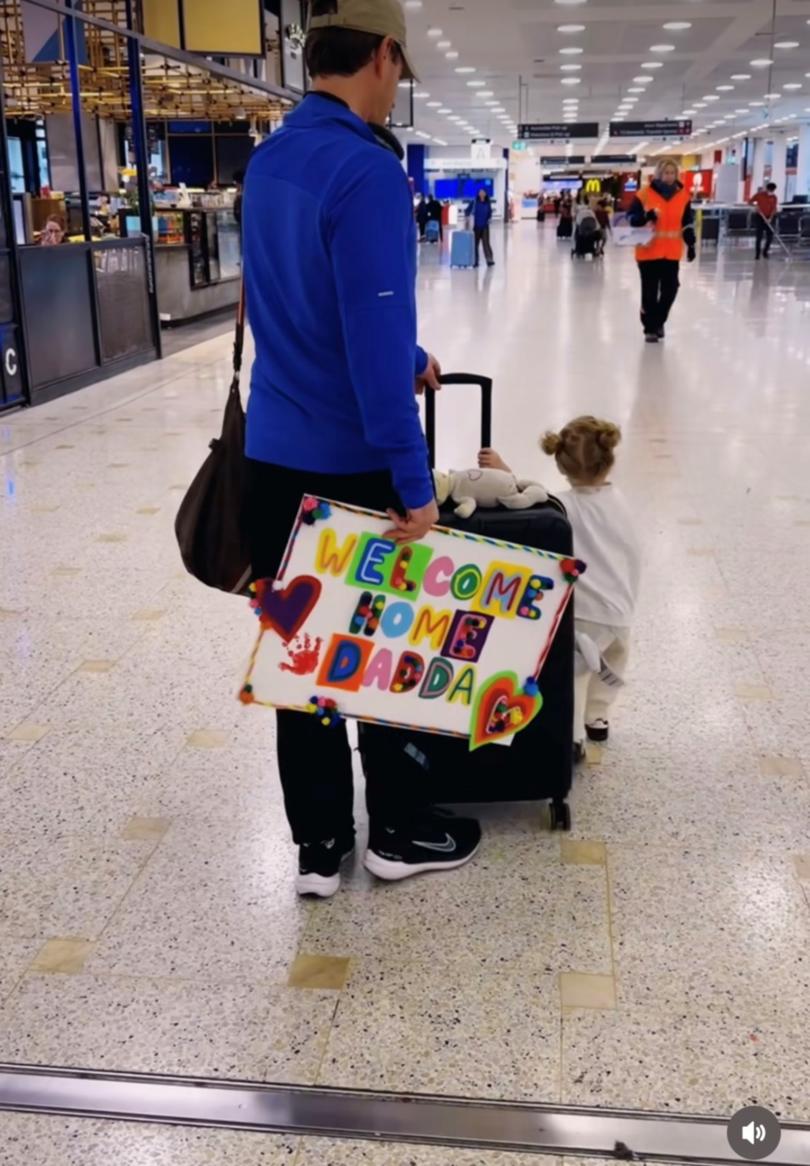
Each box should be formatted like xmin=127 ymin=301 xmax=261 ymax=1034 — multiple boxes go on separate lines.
xmin=0 ymin=937 xmax=39 ymax=1001
xmin=562 ymin=1005 xmax=760 ymax=1116
xmin=128 ymin=742 xmax=281 ymax=821
xmin=306 ymin=850 xmax=611 ymax=975
xmin=295 ymin=1140 xmax=558 ymax=1165
xmin=0 ymin=725 xmax=188 ymax=836
xmin=84 ymin=818 xmax=306 ymax=983
xmin=569 ymin=747 xmax=810 ymax=848
xmin=0 ymin=831 xmax=154 ymax=940
xmin=608 ymin=844 xmax=810 ymax=1013
xmin=0 ymin=1114 xmax=297 ymax=1166
xmin=0 ymin=974 xmax=336 ymax=1081
xmin=319 ymin=957 xmax=560 ymax=1101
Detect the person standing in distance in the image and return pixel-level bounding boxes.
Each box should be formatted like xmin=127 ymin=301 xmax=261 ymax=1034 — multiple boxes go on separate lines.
xmin=241 ymin=0 xmax=481 ymax=899
xmin=469 ymin=188 xmax=495 ymax=267
xmin=627 ymin=158 xmax=696 ymax=343
xmin=750 ymin=182 xmax=779 ymax=260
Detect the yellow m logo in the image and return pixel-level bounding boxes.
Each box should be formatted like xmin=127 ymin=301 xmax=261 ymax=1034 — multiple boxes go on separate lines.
xmin=584 ymin=178 xmax=601 ymax=194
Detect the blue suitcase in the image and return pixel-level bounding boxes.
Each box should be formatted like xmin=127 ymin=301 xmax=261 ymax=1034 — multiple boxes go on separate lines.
xmin=425 ymin=219 xmax=440 ymax=243
xmin=450 ymin=229 xmax=475 ymax=268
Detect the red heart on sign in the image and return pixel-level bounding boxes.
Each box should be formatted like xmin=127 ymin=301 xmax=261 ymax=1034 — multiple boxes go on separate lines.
xmin=255 ymin=576 xmax=322 ymax=642
xmin=469 ymin=671 xmax=543 ymax=752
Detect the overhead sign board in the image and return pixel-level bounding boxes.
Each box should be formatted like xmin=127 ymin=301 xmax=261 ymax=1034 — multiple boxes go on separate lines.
xmin=519 ymin=123 xmax=600 ymax=142
xmin=540 ymin=156 xmax=586 ymax=166
xmin=594 ymin=155 xmax=639 ymax=165
xmin=609 ymin=120 xmax=692 ymax=139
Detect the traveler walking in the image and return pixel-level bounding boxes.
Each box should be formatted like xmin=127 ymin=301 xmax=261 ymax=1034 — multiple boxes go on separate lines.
xmin=241 ymin=0 xmax=481 ymax=898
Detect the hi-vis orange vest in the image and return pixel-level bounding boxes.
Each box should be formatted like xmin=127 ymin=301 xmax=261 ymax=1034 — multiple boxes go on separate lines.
xmin=635 ymin=183 xmax=690 ymax=263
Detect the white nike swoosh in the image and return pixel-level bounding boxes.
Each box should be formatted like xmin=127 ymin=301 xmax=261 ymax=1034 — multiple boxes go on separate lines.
xmin=412 ymin=833 xmax=457 ymax=854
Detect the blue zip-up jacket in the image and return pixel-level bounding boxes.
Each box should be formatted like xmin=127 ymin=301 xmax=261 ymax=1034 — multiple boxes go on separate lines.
xmin=468 ymin=198 xmax=492 ymax=229
xmin=242 ymin=92 xmax=433 ymax=510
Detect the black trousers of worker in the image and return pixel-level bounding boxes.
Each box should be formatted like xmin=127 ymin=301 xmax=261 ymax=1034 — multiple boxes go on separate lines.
xmin=474 ymin=226 xmax=494 ymax=265
xmin=755 ymin=216 xmax=774 ymax=258
xmin=638 ymin=258 xmax=680 ymax=335
xmin=244 ymin=458 xmax=431 ymax=845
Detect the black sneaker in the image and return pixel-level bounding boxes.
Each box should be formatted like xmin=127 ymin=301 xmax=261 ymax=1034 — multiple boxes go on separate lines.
xmin=573 ymin=741 xmax=585 ymax=765
xmin=657 ymin=326 xmax=665 ymax=340
xmin=365 ymin=811 xmax=481 ymax=882
xmin=586 ymin=719 xmax=609 ymax=743
xmin=644 ymin=333 xmax=659 ymax=344
xmin=297 ymin=834 xmax=355 ymax=898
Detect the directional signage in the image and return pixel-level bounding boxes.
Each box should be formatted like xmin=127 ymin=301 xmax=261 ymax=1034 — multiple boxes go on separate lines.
xmin=593 ymin=154 xmax=640 ymax=164
xmin=540 ymin=156 xmax=586 ymax=166
xmin=519 ymin=122 xmax=600 ymax=142
xmin=511 ymin=140 xmax=527 ymax=152
xmin=609 ymin=120 xmax=692 ymax=139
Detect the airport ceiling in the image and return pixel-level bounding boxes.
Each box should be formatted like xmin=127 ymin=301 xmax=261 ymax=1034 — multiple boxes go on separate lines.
xmin=402 ymin=0 xmax=810 ymax=154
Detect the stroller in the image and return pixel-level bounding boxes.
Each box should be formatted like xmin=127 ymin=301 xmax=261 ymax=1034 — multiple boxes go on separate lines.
xmin=572 ymin=212 xmax=603 ymax=259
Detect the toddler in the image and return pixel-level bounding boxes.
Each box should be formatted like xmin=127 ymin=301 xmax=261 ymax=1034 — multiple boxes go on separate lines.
xmin=480 ymin=416 xmax=640 ymax=755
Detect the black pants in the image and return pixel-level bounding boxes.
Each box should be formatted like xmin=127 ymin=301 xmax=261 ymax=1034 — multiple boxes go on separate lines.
xmin=638 ymin=259 xmax=680 ymax=335
xmin=474 ymin=226 xmax=494 ymax=265
xmin=244 ymin=459 xmax=431 ymax=844
xmin=755 ymin=217 xmax=774 ymax=257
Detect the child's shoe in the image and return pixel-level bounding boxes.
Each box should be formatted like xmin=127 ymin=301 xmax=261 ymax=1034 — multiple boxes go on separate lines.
xmin=586 ymin=719 xmax=609 ymax=743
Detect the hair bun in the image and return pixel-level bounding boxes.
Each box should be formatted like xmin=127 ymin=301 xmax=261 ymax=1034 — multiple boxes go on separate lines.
xmin=541 ymin=431 xmax=562 ymax=456
xmin=597 ymin=423 xmax=621 ymax=451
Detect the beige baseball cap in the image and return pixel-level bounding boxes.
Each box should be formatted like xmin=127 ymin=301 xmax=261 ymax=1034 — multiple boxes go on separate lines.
xmin=308 ymin=0 xmax=420 ymax=82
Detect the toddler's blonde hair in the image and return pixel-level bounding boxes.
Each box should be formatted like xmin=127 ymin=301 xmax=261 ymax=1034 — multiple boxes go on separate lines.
xmin=541 ymin=416 xmax=622 ymax=484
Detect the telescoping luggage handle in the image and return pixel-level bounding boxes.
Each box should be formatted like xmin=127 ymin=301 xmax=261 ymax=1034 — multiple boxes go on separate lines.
xmin=424 ymin=373 xmax=493 ymax=469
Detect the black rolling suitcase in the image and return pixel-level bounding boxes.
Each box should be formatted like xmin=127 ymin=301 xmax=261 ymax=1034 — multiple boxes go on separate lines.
xmin=557 ymin=217 xmax=573 ymax=239
xmin=359 ymin=374 xmax=575 ymax=830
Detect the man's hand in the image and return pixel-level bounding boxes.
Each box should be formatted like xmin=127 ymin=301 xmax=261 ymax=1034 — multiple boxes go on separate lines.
xmin=687 ymin=245 xmax=696 ymax=263
xmin=645 ymin=208 xmax=658 ymax=223
xmin=415 ymin=353 xmax=442 ymax=395
xmin=478 ymin=448 xmax=510 ymax=472
xmin=385 ymin=500 xmax=439 ymax=544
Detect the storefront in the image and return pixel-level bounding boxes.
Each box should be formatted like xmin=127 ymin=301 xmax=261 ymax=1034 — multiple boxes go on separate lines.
xmin=0 ymin=0 xmax=301 ymax=409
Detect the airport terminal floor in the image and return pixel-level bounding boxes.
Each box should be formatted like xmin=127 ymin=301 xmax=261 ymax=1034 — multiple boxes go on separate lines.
xmin=1 ymin=221 xmax=810 ymax=1163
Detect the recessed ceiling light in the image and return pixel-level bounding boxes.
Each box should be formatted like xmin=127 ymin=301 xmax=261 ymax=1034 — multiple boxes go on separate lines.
xmin=650 ymin=44 xmax=675 ymax=52
xmin=694 ymin=102 xmax=707 ymax=108
xmin=491 ymin=106 xmax=506 ymax=112
xmin=633 ymin=76 xmax=654 ymax=83
xmin=641 ymin=62 xmax=664 ymax=69
xmin=560 ymin=63 xmax=582 ymax=71
xmin=437 ymin=106 xmax=451 ymax=113
xmin=445 ymin=50 xmax=459 ymax=59
xmin=561 ymin=77 xmax=582 ymax=84
xmin=485 ymin=100 xmax=499 ymax=106
xmin=663 ymin=22 xmax=691 ymax=31
xmin=426 ymin=101 xmax=441 ymax=108
xmin=627 ymin=87 xmax=645 ymax=93
xmin=427 ymin=28 xmax=443 ymax=38
xmin=398 ymin=81 xmax=412 ymax=89
xmin=455 ymin=66 xmax=476 ymax=73
xmin=731 ymin=73 xmax=751 ymax=80
xmin=734 ymin=108 xmax=748 ymax=114
xmin=765 ymin=92 xmax=781 ymax=99
xmin=448 ymin=116 xmax=463 ymax=122
xmin=414 ymin=91 xmax=430 ymax=99
xmin=775 ymin=41 xmax=799 ymax=49
xmin=555 ymin=0 xmax=588 ymax=6
xmin=682 ymin=108 xmax=696 ymax=115
xmin=749 ymin=100 xmax=765 ymax=107
xmin=436 ymin=40 xmax=451 ymax=49
xmin=750 ymin=58 xmax=773 ymax=67
xmin=467 ymin=80 xmax=486 ymax=87
xmin=623 ymin=97 xmax=639 ymax=103
xmin=559 ymin=46 xmax=584 ymax=54
xmin=477 ymin=91 xmax=494 ymax=97
xmin=716 ymin=85 xmax=734 ymax=91
xmin=404 ymin=0 xmax=423 ymax=9
xmin=557 ymin=23 xmax=585 ymax=32
xmin=702 ymin=95 xmax=719 ymax=101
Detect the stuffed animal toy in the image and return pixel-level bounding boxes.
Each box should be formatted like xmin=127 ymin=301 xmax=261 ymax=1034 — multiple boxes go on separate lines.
xmin=433 ymin=468 xmax=548 ymax=520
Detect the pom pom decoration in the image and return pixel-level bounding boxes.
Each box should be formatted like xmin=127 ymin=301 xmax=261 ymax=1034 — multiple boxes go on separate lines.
xmin=523 ymin=676 xmax=540 ymax=698
xmin=239 ymin=684 xmax=255 ymax=705
xmin=560 ymin=558 xmax=587 ymax=585
xmin=307 ymin=694 xmax=343 ymax=727
xmin=301 ymin=497 xmax=333 ymax=525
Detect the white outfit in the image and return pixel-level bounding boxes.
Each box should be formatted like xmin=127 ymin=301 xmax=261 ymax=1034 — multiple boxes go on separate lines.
xmin=560 ymin=485 xmax=641 ymax=742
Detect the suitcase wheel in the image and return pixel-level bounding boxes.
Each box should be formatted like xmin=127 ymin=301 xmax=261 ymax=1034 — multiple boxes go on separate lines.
xmin=548 ymin=799 xmax=572 ymax=832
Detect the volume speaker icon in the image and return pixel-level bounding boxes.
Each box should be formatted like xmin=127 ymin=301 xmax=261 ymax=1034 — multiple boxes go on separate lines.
xmin=742 ymin=1121 xmax=767 ymax=1146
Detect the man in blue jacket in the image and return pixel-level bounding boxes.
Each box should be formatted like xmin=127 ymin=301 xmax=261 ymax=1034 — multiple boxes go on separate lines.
xmin=242 ymin=0 xmax=481 ymax=898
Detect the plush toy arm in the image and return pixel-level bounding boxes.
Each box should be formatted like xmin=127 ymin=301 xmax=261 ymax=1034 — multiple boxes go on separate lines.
xmin=454 ymin=497 xmax=477 ymax=519
xmin=497 ymin=483 xmax=548 ymax=510
xmin=516 ymin=480 xmax=549 ymax=502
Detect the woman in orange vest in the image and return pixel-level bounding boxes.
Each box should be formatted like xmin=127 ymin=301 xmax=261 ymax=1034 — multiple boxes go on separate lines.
xmin=627 ymin=158 xmax=696 ymax=343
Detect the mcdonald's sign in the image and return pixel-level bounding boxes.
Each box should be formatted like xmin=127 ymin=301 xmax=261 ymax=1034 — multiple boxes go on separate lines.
xmin=584 ymin=177 xmax=603 ymax=194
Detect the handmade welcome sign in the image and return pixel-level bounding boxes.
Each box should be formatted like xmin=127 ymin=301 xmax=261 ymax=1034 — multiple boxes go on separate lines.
xmin=241 ymin=498 xmax=583 ymax=751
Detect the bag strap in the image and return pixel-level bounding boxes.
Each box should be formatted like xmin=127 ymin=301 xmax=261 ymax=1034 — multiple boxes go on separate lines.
xmin=232 ymin=280 xmax=246 ymax=381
